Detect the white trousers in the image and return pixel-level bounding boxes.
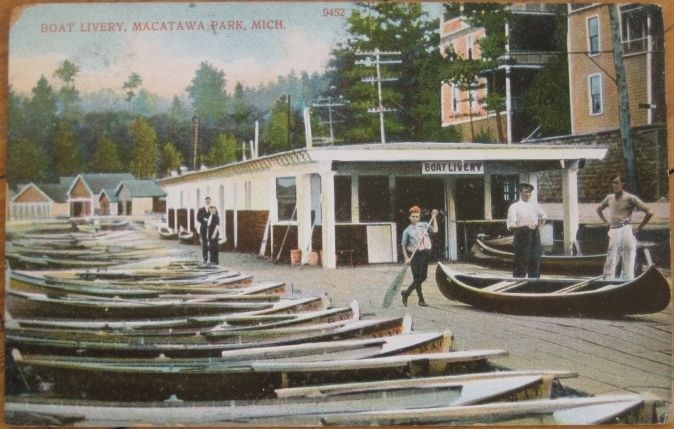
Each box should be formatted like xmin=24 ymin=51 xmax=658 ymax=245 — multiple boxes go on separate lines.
xmin=603 ymin=225 xmax=637 ymax=280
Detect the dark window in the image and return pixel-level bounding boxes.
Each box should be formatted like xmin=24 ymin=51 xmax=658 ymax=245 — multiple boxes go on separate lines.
xmin=334 ymin=176 xmax=352 ymax=223
xmin=491 ymin=175 xmax=519 ymax=219
xmin=589 ymin=75 xmax=602 ymax=114
xmin=359 ymin=176 xmax=390 ymax=222
xmin=588 ymin=16 xmax=600 ymax=54
xmin=276 ymin=177 xmax=296 ymax=221
xmin=621 ymin=6 xmax=648 ymax=54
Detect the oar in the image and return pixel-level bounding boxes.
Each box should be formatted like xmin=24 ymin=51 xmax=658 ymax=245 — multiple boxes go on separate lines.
xmin=275 ymin=205 xmax=297 ymax=263
xmin=382 ymin=212 xmax=437 ymax=308
xmin=552 ymin=274 xmax=605 ymax=294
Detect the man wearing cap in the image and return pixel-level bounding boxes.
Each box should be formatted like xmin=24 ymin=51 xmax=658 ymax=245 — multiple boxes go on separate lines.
xmin=506 ymin=183 xmax=548 ymax=278
xmin=595 ymin=175 xmax=653 ymax=280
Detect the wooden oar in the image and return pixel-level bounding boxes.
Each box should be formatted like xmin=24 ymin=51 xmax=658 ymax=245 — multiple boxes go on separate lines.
xmin=552 ymin=275 xmax=605 ymax=294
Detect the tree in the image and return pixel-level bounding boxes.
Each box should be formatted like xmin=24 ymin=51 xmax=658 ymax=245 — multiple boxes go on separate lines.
xmin=123 ymin=72 xmax=142 ymax=109
xmin=54 ymin=59 xmax=82 ymax=120
xmin=90 ymin=136 xmax=124 ymax=172
xmin=8 ymin=138 xmax=48 ymax=184
xmin=8 ymin=86 xmax=27 ymax=144
xmin=53 ymin=120 xmax=83 ymax=176
xmin=168 ymin=96 xmax=190 ymax=121
xmin=159 ymin=142 xmax=183 ymax=177
xmin=26 ymin=76 xmax=57 ymax=158
xmin=132 ymin=89 xmax=156 ymax=116
xmin=226 ymin=82 xmax=257 ymax=143
xmin=129 ymin=118 xmax=159 ymax=178
xmin=261 ymin=95 xmax=304 ymax=153
xmin=204 ymin=134 xmax=238 ymax=167
xmin=186 ymin=62 xmax=228 ymax=126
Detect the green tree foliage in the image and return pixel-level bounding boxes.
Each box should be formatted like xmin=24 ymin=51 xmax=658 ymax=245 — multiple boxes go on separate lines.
xmin=129 ymin=118 xmax=159 ymax=178
xmin=132 ymin=89 xmax=156 ymax=116
xmin=123 ymin=72 xmax=142 ymax=108
xmin=26 ymin=76 xmax=57 ymax=156
xmin=261 ymin=96 xmax=291 ymax=151
xmin=90 ymin=136 xmax=124 ymax=172
xmin=159 ymin=142 xmax=183 ymax=177
xmin=53 ymin=120 xmax=83 ymax=176
xmin=8 ymin=86 xmax=27 ymax=143
xmin=326 ymin=3 xmax=441 ymax=142
xmin=54 ymin=59 xmax=82 ymax=120
xmin=204 ymin=134 xmax=238 ymax=167
xmin=168 ymin=96 xmax=190 ymax=121
xmin=187 ymin=62 xmax=228 ymax=125
xmin=8 ymin=138 xmax=48 ymax=184
xmin=226 ymin=82 xmax=258 ymax=143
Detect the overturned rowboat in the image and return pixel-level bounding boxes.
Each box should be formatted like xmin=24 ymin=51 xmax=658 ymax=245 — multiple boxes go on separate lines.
xmin=435 ymin=263 xmax=671 ymax=316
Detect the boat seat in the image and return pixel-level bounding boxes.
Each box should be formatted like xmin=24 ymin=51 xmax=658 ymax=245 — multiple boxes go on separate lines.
xmin=482 ymin=280 xmax=527 ymax=292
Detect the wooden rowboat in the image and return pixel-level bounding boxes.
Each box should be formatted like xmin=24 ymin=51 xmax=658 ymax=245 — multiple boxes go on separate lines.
xmin=6 ymin=316 xmax=410 ymax=358
xmin=11 ymin=343 xmax=503 ymax=401
xmin=435 ymin=263 xmax=671 ymax=316
xmin=4 ymin=373 xmax=565 ymax=426
xmin=157 ymin=225 xmax=178 ymax=240
xmin=305 ymin=394 xmax=663 ymax=426
xmin=471 ymin=239 xmax=606 ymax=275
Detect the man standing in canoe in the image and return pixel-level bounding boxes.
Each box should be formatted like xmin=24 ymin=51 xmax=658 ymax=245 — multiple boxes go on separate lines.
xmin=196 ymin=196 xmax=212 ymax=264
xmin=596 ymin=175 xmax=653 ymax=280
xmin=506 ymin=183 xmax=548 ymax=278
xmin=400 ymin=206 xmax=439 ymax=307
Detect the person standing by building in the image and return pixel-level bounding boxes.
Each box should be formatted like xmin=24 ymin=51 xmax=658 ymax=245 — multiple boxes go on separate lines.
xmin=400 ymin=206 xmax=439 ymax=307
xmin=595 ymin=175 xmax=653 ymax=280
xmin=207 ymin=205 xmax=221 ymax=265
xmin=506 ymin=183 xmax=548 ymax=278
xmin=196 ymin=196 xmax=212 ymax=264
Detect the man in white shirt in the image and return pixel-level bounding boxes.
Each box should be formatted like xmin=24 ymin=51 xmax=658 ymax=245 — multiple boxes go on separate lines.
xmin=506 ymin=183 xmax=547 ymax=278
xmin=596 ymin=175 xmax=653 ymax=280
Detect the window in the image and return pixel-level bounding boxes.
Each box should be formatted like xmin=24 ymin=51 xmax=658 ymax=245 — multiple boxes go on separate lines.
xmin=334 ymin=176 xmax=352 ymax=223
xmin=452 ymin=85 xmax=460 ymax=112
xmin=587 ymin=16 xmax=600 ymax=55
xmin=276 ymin=177 xmax=296 ymax=221
xmin=621 ymin=6 xmax=648 ymax=54
xmin=570 ymin=3 xmax=592 ymax=12
xmin=358 ymin=176 xmax=390 ymax=222
xmin=588 ymin=74 xmax=603 ymax=115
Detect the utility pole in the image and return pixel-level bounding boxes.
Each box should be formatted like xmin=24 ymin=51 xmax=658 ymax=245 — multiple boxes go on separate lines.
xmin=355 ymin=49 xmax=401 ymax=144
xmin=191 ymin=115 xmax=200 ymax=170
xmin=608 ymin=4 xmax=639 ymax=193
xmin=312 ymin=96 xmax=347 ymax=145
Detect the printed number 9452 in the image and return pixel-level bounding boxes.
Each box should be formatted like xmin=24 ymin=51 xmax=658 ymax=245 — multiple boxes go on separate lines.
xmin=322 ymin=8 xmax=345 ymax=17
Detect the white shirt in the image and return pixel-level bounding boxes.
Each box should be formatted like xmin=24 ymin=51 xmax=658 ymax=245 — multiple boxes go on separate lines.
xmin=506 ymin=200 xmax=547 ymax=230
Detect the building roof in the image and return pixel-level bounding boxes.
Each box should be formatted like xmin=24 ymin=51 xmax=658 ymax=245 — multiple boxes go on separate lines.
xmin=116 ymin=180 xmax=166 ymax=198
xmin=99 ymin=188 xmax=119 ymax=202
xmin=157 ymin=142 xmax=609 ymax=186
xmin=80 ymin=173 xmax=135 ymax=194
xmin=11 ymin=183 xmax=54 ymax=203
xmin=38 ymin=182 xmax=71 ymax=203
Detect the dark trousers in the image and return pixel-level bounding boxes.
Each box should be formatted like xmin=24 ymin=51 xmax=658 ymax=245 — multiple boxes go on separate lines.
xmin=209 ymin=238 xmax=219 ymax=264
xmin=512 ymin=229 xmax=542 ymax=278
xmin=200 ymin=228 xmax=209 ymax=262
xmin=403 ymin=249 xmax=431 ymax=301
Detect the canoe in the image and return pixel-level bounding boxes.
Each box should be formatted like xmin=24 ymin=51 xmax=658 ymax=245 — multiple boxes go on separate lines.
xmin=304 ymin=394 xmax=663 ymax=426
xmin=4 ymin=373 xmax=565 ymax=426
xmin=178 ymin=229 xmax=199 ymax=245
xmin=435 ymin=263 xmax=671 ymax=316
xmin=471 ymin=239 xmax=606 ymax=275
xmin=11 ymin=343 xmax=503 ymax=401
xmin=6 ymin=316 xmax=410 ymax=358
xmin=6 ymin=295 xmax=333 ymax=332
xmin=157 ymin=225 xmax=178 ymax=240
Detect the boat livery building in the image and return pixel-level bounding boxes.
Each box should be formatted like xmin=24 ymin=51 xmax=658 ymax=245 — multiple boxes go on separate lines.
xmin=158 ymin=143 xmax=607 ymax=268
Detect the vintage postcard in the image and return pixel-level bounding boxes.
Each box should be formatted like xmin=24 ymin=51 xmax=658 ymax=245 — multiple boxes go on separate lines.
xmin=3 ymin=1 xmax=672 ymax=426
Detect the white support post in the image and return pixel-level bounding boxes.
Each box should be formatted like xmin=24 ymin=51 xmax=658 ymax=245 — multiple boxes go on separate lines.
xmin=296 ymin=174 xmax=312 ymax=264
xmin=483 ymin=173 xmax=492 ymax=220
xmin=445 ymin=178 xmax=458 ymax=260
xmin=350 ymin=175 xmax=360 ymax=223
xmin=529 ymin=172 xmax=540 ymax=203
xmin=321 ymin=171 xmax=337 ymax=268
xmin=561 ymin=161 xmax=580 ymax=256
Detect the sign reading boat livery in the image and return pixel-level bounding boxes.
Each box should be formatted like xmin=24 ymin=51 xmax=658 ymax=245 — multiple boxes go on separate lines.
xmin=422 ymin=161 xmax=483 ymax=175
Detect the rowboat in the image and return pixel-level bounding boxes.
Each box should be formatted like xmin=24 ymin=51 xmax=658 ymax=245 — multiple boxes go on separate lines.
xmin=435 ymin=263 xmax=671 ymax=316
xmin=471 ymin=238 xmax=606 ymax=274
xmin=301 ymin=394 xmax=663 ymax=426
xmin=11 ymin=344 xmax=503 ymax=401
xmin=4 ymin=373 xmax=567 ymax=426
xmin=178 ymin=229 xmax=197 ymax=245
xmin=157 ymin=225 xmax=178 ymax=240
xmin=6 ymin=295 xmax=333 ymax=332
xmin=6 ymin=316 xmax=409 ymax=358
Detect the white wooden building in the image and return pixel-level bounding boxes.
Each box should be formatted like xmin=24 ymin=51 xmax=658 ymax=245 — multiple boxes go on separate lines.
xmin=157 ymin=143 xmax=607 ymax=268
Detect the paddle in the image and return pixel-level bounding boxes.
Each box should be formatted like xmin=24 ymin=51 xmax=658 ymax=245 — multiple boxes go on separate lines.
xmin=382 ymin=211 xmax=437 ymax=308
xmin=274 ymin=205 xmax=297 ymax=263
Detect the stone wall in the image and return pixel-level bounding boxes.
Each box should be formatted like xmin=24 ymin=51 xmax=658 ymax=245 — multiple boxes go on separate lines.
xmin=536 ymin=125 xmax=668 ymax=203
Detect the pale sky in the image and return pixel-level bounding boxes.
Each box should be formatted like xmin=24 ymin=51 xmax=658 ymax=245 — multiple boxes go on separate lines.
xmin=9 ymin=2 xmax=361 ymax=98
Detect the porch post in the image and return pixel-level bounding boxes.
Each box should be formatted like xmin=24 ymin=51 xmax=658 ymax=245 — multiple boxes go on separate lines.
xmin=350 ymin=175 xmax=359 ymax=223
xmin=321 ymin=171 xmax=337 ymax=268
xmin=561 ymin=161 xmax=580 ymax=255
xmin=444 ymin=177 xmax=458 ymax=260
xmin=296 ymin=173 xmax=312 ymax=264
xmin=483 ymin=172 xmax=492 ymax=220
